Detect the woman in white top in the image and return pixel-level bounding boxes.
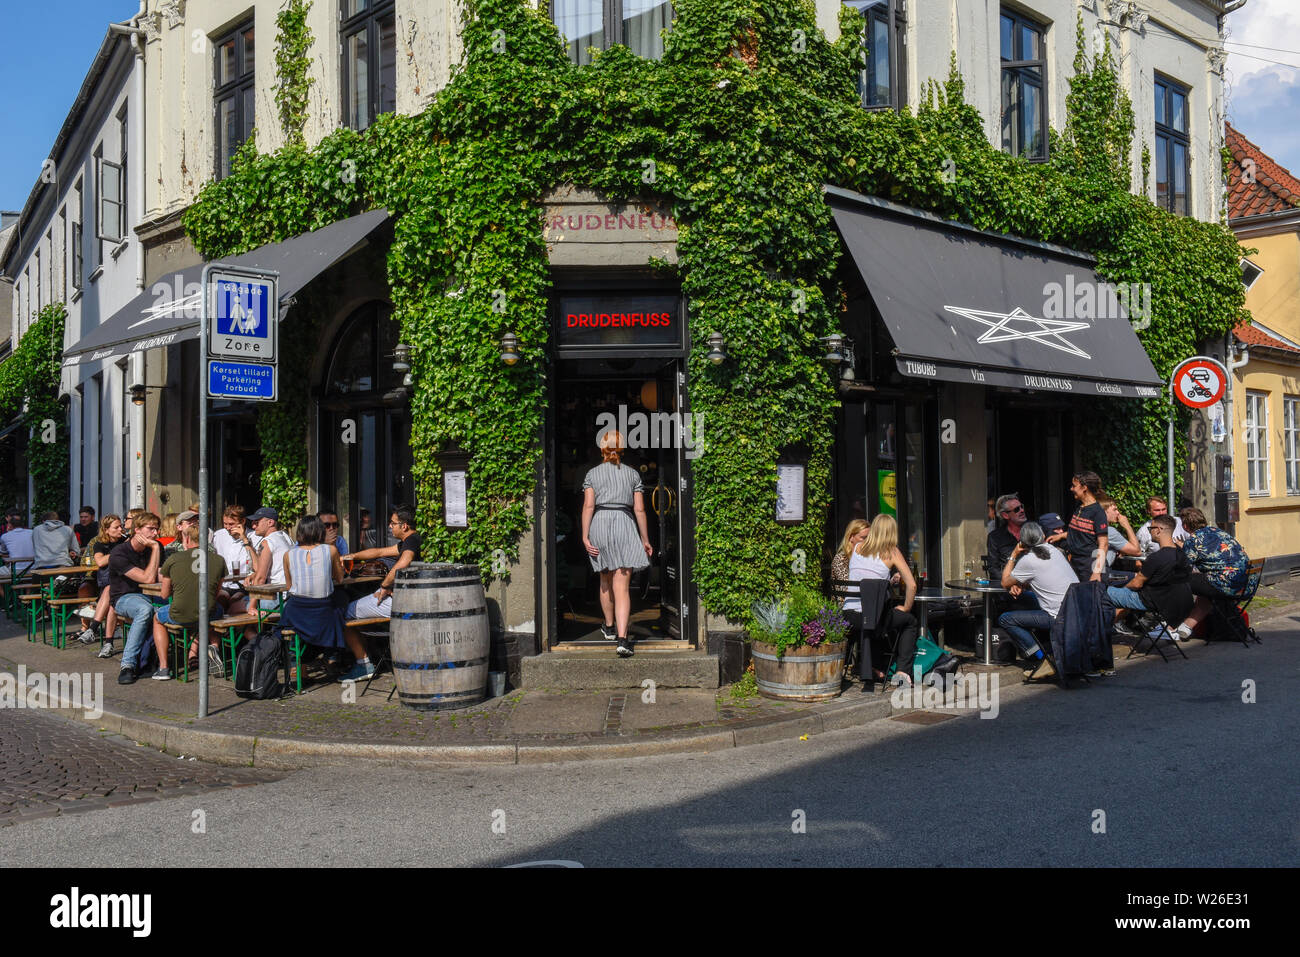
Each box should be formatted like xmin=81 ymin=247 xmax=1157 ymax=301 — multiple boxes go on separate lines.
xmin=278 ymin=515 xmax=357 ymax=658
xmin=842 ymin=514 xmax=919 ymax=685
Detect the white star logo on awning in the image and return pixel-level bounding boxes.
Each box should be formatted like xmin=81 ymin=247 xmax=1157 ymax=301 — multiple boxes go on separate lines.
xmin=943 ymin=305 xmax=1092 ymax=359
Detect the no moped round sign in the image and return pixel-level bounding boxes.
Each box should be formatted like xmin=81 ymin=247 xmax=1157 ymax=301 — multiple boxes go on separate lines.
xmin=1170 ymin=356 xmax=1228 ymax=409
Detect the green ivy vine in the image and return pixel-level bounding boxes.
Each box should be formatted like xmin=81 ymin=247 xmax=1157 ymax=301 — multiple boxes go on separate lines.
xmin=274 ymin=0 xmax=315 ymax=147
xmin=0 ymin=303 xmax=69 ymax=517
xmin=182 ymin=0 xmax=1246 ymax=625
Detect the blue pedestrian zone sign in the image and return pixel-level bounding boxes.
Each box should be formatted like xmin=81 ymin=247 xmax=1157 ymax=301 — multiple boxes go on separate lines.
xmin=208 ymin=275 xmax=277 ymax=361
xmin=207 ymin=360 xmax=277 ymax=401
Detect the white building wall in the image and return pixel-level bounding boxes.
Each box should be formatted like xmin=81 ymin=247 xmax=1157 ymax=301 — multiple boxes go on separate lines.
xmin=3 ymin=38 xmax=142 ymax=518
xmin=819 ymin=0 xmax=1226 ymax=226
xmin=143 ymin=0 xmax=464 ymax=223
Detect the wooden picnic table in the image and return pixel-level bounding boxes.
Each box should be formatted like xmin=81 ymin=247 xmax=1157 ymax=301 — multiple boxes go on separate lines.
xmin=141 ymin=582 xmax=165 ymax=597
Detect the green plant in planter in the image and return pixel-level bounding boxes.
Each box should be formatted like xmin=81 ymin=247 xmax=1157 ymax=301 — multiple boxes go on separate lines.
xmin=749 ymin=583 xmax=850 ymax=656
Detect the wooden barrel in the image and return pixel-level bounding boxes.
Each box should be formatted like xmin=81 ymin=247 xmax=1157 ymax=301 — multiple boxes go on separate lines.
xmin=390 ymin=563 xmax=490 ymax=711
xmin=750 ymin=640 xmax=844 ymax=702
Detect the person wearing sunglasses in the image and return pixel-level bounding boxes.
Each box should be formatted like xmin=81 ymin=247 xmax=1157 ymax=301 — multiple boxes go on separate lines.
xmin=317 ymin=510 xmax=349 ymax=557
xmin=986 ymin=493 xmax=1028 ymax=577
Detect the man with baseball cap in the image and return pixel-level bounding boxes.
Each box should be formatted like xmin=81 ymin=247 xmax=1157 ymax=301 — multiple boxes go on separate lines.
xmin=247 ymin=507 xmax=294 ymax=608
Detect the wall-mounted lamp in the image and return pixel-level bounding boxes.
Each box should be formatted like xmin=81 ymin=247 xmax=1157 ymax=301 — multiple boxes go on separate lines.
xmin=392 ymin=342 xmax=411 ymax=375
xmin=818 ymin=334 xmax=856 ymax=382
xmin=500 ymin=332 xmax=520 ymax=366
xmin=706 ymin=332 xmax=727 ymax=365
xmin=821 ymin=334 xmax=846 ymax=365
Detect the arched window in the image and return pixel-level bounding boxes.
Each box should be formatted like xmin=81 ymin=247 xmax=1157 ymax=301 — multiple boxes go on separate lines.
xmin=324 ymin=301 xmax=401 ymax=396
xmin=317 ymin=301 xmax=411 ymax=552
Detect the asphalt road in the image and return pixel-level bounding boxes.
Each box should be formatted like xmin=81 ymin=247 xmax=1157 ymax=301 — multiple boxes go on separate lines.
xmin=2 ymin=615 xmax=1296 ymax=868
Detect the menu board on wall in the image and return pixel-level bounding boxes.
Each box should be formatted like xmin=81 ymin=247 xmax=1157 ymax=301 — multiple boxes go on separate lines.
xmin=775 ymin=464 xmax=806 ymax=524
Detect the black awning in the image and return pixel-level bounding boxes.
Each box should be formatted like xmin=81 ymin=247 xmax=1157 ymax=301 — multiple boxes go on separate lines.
xmin=62 ymin=207 xmax=391 ymax=367
xmin=825 ymin=187 xmax=1163 ymax=399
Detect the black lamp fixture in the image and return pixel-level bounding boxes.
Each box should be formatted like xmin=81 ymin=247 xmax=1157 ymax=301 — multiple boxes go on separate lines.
xmin=706 ymin=332 xmax=727 ymax=365
xmin=499 ymin=332 xmax=520 ymax=366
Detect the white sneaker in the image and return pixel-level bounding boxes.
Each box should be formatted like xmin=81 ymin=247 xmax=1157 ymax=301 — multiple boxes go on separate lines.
xmin=96 ymin=641 xmax=115 ymax=659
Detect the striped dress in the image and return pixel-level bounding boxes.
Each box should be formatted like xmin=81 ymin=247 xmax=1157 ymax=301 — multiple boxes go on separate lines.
xmin=583 ymin=462 xmax=650 ymax=572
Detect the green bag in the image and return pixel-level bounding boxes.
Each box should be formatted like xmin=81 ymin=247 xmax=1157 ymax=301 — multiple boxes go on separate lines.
xmin=887 ymin=635 xmax=958 ymax=681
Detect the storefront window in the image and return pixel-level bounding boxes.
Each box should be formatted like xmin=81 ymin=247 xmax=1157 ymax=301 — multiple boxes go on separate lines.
xmin=903 ymin=402 xmax=926 ymax=580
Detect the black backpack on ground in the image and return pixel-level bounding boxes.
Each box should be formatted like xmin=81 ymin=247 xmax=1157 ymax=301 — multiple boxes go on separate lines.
xmin=235 ymin=630 xmax=283 ymax=700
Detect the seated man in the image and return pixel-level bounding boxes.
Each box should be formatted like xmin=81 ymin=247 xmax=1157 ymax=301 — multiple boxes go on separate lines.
xmin=212 ymin=505 xmax=256 ymax=615
xmin=1136 ymin=496 xmax=1186 ymax=558
xmin=1107 ymin=515 xmax=1193 ymax=642
xmin=108 ymin=511 xmax=163 ymax=685
xmin=998 ymin=522 xmax=1079 ymax=681
xmin=339 ymin=505 xmax=421 ymax=679
xmin=149 ymin=519 xmax=227 ymax=680
xmin=986 ymin=493 xmax=1026 ymax=574
xmin=1172 ymin=506 xmax=1251 ymax=639
xmin=0 ymin=511 xmax=35 ymax=564
xmin=32 ymin=510 xmax=80 ymax=569
xmin=1037 ymin=512 xmax=1068 ymax=548
xmin=1097 ymin=495 xmax=1141 ymax=577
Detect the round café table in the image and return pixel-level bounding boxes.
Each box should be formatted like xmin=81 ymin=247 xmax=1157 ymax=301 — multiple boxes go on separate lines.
xmin=945 ymin=580 xmax=1009 ymax=665
xmin=910 ymin=587 xmax=960 ymax=646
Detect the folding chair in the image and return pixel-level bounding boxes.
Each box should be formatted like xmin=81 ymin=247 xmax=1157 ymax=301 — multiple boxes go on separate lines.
xmin=1206 ymin=558 xmax=1264 ymax=647
xmin=1124 ymin=591 xmax=1188 ymax=662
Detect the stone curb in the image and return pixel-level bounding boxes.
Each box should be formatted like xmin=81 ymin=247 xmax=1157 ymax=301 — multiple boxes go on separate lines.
xmin=1 ymin=627 xmax=1256 ymax=768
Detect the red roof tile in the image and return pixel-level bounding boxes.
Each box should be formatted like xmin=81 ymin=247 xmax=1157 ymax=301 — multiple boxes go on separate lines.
xmin=1234 ymin=322 xmax=1300 ymax=354
xmin=1226 ymin=123 xmax=1300 ymax=221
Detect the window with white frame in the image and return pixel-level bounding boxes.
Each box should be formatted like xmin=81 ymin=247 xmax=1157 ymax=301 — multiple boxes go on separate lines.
xmin=97 ymin=145 xmax=124 ymax=244
xmin=72 ymin=180 xmax=83 ymax=292
xmin=58 ymin=211 xmax=67 ymax=299
xmin=1245 ymin=391 xmax=1269 ymax=495
xmin=1285 ymin=395 xmax=1300 ymax=496
xmin=34 ymin=250 xmax=41 ymax=312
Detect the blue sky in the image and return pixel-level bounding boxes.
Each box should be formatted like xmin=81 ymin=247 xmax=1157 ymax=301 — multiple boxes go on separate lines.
xmin=3 ymin=1 xmax=1299 ymax=214
xmin=0 ymin=2 xmax=139 ymax=214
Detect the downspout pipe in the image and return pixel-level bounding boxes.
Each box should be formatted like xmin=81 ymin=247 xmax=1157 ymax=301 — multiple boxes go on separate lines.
xmin=111 ymin=2 xmax=147 ymax=509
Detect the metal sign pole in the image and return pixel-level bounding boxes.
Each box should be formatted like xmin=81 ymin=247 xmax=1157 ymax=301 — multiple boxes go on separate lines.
xmin=197 ymin=263 xmax=279 ymax=720
xmin=199 ymin=263 xmax=213 ymax=719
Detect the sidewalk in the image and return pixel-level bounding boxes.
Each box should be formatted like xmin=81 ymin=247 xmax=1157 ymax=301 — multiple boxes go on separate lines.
xmin=5 ymin=577 xmax=1297 ymax=767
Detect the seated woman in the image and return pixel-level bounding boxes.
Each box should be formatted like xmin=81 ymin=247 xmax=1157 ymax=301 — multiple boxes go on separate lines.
xmin=830 ymin=519 xmax=869 ymax=586
xmin=1171 ymin=507 xmax=1251 ymax=640
xmin=73 ymin=514 xmax=123 ymax=656
xmin=840 ymin=514 xmax=919 ymax=686
xmin=997 ymin=521 xmax=1079 ymax=680
xmin=277 ymin=515 xmax=373 ymax=683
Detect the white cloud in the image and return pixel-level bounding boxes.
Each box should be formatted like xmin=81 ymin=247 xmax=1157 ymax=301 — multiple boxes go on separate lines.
xmin=1224 ymin=0 xmax=1300 ymax=173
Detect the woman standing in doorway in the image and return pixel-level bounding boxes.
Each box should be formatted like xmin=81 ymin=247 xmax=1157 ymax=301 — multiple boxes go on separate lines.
xmin=581 ymin=430 xmax=653 ymax=658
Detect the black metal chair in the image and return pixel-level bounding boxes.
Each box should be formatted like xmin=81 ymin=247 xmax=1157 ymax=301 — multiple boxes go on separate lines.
xmin=1206 ymin=558 xmax=1264 ymax=647
xmin=831 ymin=577 xmax=896 ymax=689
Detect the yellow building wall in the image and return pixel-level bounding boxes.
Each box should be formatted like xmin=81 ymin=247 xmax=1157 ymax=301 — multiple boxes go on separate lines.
xmin=1232 ymin=358 xmax=1300 ymax=559
xmin=1242 ymin=231 xmax=1300 ymax=341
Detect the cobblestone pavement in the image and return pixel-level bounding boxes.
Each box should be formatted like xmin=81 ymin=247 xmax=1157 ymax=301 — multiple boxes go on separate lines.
xmin=0 ymin=706 xmax=281 ymax=828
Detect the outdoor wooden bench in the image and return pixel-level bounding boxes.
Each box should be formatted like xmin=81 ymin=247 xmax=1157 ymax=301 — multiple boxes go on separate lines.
xmin=19 ymin=592 xmax=47 ymax=643
xmin=278 ymin=616 xmax=390 ymax=695
xmin=47 ymin=596 xmax=92 ymax=649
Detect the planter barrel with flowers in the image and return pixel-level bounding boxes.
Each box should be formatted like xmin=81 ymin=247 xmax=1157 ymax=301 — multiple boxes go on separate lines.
xmin=747 ymin=586 xmax=852 ymax=702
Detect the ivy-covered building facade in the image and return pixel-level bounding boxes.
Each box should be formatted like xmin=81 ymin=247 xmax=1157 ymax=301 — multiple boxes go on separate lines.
xmin=29 ymin=1 xmax=1251 ymax=686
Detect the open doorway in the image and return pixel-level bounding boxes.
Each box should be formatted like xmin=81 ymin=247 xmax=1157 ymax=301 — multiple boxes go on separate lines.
xmin=549 ymin=356 xmax=688 ymax=645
